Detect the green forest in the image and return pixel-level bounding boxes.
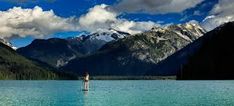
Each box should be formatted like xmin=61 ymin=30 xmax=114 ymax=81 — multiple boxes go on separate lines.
xmin=0 ymin=42 xmax=77 ymax=80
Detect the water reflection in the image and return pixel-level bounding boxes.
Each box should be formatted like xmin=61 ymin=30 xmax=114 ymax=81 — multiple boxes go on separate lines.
xmin=83 ymin=90 xmax=88 ymax=96
xmin=82 ymin=90 xmax=89 ymax=106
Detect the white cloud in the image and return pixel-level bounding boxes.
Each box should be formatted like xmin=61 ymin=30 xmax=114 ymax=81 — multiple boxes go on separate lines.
xmin=0 ymin=4 xmax=160 ymax=40
xmin=111 ymin=20 xmax=157 ymax=34
xmin=114 ymin=0 xmax=204 ymax=14
xmin=0 ymin=6 xmax=78 ymax=39
xmin=78 ymin=4 xmax=117 ymax=32
xmin=78 ymin=4 xmax=159 ymax=34
xmin=201 ymin=0 xmax=234 ymax=31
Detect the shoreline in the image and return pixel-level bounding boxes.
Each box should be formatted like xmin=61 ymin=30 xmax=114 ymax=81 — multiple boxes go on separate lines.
xmin=78 ymin=76 xmax=176 ymax=80
xmin=0 ymin=76 xmax=176 ymax=80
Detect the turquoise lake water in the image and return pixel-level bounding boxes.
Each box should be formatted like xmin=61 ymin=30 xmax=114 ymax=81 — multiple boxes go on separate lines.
xmin=0 ymin=80 xmax=234 ymax=106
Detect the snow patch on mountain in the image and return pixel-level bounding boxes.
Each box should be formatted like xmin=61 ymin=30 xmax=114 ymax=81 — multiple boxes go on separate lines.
xmin=66 ymin=28 xmax=130 ymax=54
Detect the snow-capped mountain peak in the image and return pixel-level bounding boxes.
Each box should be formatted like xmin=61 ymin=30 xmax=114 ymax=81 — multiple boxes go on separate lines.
xmin=166 ymin=23 xmax=206 ymax=41
xmin=151 ymin=27 xmax=167 ymax=33
xmin=66 ymin=29 xmax=131 ymax=54
xmin=89 ymin=28 xmax=130 ymax=42
xmin=68 ymin=28 xmax=131 ymax=42
xmin=149 ymin=22 xmax=206 ymax=43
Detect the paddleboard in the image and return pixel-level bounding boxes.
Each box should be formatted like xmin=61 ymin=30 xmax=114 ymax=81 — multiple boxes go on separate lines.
xmin=82 ymin=89 xmax=88 ymax=91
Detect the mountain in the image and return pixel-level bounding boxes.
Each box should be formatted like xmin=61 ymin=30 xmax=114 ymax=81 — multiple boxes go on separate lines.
xmin=146 ymin=27 xmax=208 ymax=77
xmin=0 ymin=42 xmax=75 ymax=80
xmin=17 ymin=38 xmax=83 ymax=68
xmin=177 ymin=22 xmax=234 ymax=79
xmin=66 ymin=28 xmax=130 ymax=54
xmin=165 ymin=22 xmax=204 ymax=41
xmin=0 ymin=38 xmax=17 ymax=50
xmin=62 ymin=23 xmax=206 ymax=76
xmin=17 ymin=29 xmax=130 ymax=68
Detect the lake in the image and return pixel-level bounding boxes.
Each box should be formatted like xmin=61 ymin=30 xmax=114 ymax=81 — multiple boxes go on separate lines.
xmin=0 ymin=80 xmax=234 ymax=106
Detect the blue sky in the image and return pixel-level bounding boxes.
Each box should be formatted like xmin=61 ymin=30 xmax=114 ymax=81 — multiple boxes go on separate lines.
xmin=0 ymin=0 xmax=231 ymax=47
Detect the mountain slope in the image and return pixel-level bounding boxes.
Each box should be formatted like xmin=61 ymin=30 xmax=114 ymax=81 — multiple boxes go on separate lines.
xmin=177 ymin=22 xmax=234 ymax=79
xmin=0 ymin=38 xmax=16 ymax=50
xmin=17 ymin=38 xmax=83 ymax=68
xmin=0 ymin=42 xmax=64 ymax=80
xmin=62 ymin=23 xmax=206 ymax=76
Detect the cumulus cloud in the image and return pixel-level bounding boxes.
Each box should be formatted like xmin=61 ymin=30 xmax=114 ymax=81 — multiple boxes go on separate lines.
xmin=78 ymin=4 xmax=159 ymax=34
xmin=0 ymin=4 xmax=160 ymax=40
xmin=78 ymin=4 xmax=117 ymax=32
xmin=201 ymin=0 xmax=234 ymax=31
xmin=0 ymin=6 xmax=78 ymax=39
xmin=0 ymin=4 xmax=158 ymax=39
xmin=114 ymin=0 xmax=204 ymax=14
xmin=111 ymin=20 xmax=157 ymax=34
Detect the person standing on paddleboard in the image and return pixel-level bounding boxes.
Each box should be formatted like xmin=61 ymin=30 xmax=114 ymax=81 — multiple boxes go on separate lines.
xmin=83 ymin=72 xmax=89 ymax=91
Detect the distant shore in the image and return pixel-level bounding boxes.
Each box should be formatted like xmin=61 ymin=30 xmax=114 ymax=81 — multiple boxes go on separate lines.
xmin=0 ymin=76 xmax=177 ymax=80
xmin=77 ymin=76 xmax=176 ymax=80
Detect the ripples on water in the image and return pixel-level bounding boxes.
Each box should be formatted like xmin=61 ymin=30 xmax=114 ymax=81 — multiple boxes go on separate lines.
xmin=0 ymin=80 xmax=234 ymax=106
